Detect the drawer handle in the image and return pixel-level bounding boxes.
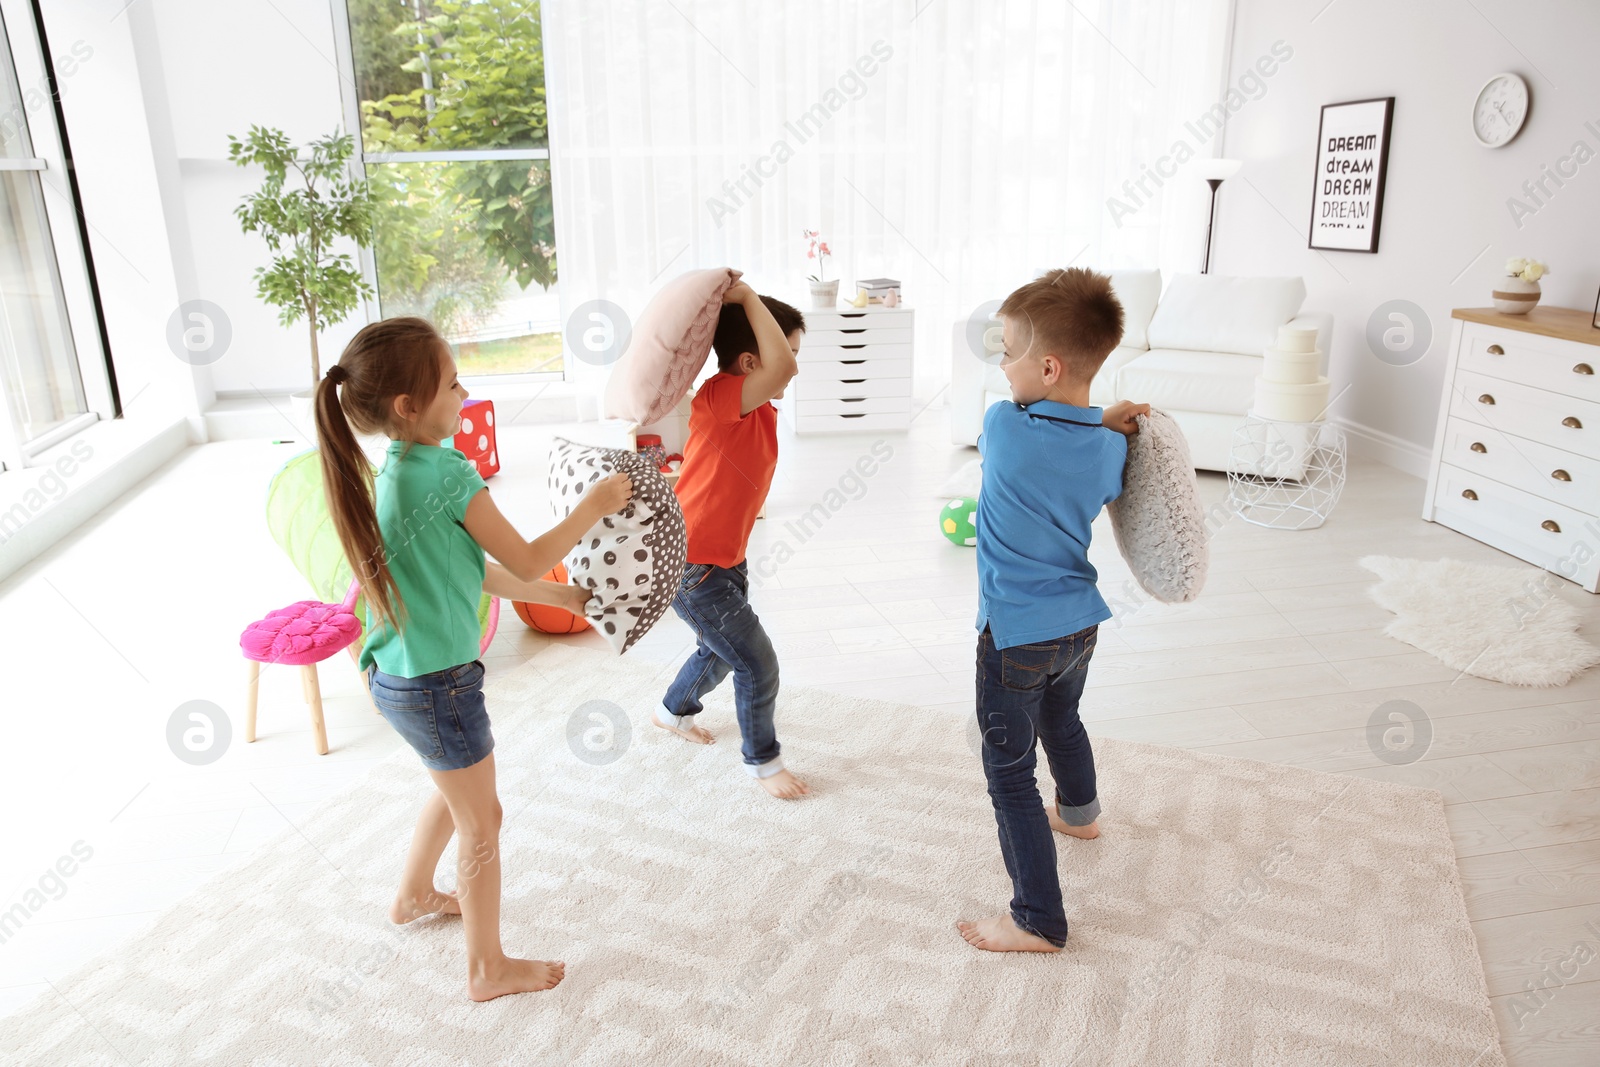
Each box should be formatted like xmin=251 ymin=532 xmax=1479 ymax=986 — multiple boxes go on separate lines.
xmin=841 ymin=329 xmax=867 ymax=335
xmin=840 ymin=378 xmax=866 ymax=384
xmin=840 ymin=397 xmax=866 ymax=403
xmin=1478 ymin=394 xmax=1495 ymax=405
xmin=1576 ymin=363 xmax=1595 ymax=375
xmin=1461 ymin=489 xmax=1478 ymax=500
xmin=1552 ymin=469 xmax=1572 ymax=481
xmin=1469 ymin=442 xmax=1487 ymax=453
xmin=1563 ymin=416 xmax=1583 ymax=428
xmin=840 ymin=413 xmax=866 ymax=419
xmin=1542 ymin=520 xmax=1561 ymax=533
xmin=840 ymin=359 xmax=866 ymax=365
xmin=840 ymin=343 xmax=867 ymax=349
xmin=1487 ymin=344 xmax=1504 ymax=355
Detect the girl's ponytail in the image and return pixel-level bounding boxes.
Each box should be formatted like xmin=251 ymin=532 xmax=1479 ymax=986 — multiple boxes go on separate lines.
xmin=316 ymin=367 xmax=401 ymax=630
xmin=315 ymin=317 xmax=447 ymax=633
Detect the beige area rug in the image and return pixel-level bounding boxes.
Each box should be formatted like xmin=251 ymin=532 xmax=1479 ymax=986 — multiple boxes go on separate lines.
xmin=1360 ymin=555 xmax=1600 ymax=686
xmin=12 ymin=645 xmax=1503 ymax=1066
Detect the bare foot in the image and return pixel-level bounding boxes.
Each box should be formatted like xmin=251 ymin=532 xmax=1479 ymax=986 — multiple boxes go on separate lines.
xmin=467 ymin=956 xmax=566 ymax=1001
xmin=390 ymin=889 xmax=462 ymax=924
xmin=757 ymin=768 xmax=810 ymax=799
xmin=1046 ymin=806 xmax=1100 ymax=840
xmin=652 ymin=710 xmax=715 ymax=744
xmin=956 ymin=913 xmax=1062 ymax=953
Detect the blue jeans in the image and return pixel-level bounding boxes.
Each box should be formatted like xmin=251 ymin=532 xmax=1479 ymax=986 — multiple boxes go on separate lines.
xmin=367 ymin=660 xmax=493 ymax=772
xmin=663 ymin=561 xmax=783 ymax=777
xmin=975 ymin=623 xmax=1100 ymax=947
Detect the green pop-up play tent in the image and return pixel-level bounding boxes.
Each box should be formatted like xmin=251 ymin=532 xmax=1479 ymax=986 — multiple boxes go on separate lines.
xmin=265 ymin=450 xmax=499 ymax=655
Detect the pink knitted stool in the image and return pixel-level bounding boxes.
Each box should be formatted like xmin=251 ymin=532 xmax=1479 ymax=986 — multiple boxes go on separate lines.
xmin=240 ymin=583 xmax=363 ymax=755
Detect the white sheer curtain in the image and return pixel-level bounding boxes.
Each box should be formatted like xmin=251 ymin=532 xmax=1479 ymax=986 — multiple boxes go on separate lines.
xmin=542 ymin=0 xmax=1233 ymax=398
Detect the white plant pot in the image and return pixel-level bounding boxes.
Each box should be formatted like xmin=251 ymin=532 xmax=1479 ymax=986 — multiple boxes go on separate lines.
xmin=809 ymin=279 xmax=839 ymax=309
xmin=1492 ymin=276 xmax=1541 ymax=315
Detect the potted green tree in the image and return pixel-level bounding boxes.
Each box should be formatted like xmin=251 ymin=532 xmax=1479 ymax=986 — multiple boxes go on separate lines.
xmin=229 ymin=126 xmax=375 ymax=417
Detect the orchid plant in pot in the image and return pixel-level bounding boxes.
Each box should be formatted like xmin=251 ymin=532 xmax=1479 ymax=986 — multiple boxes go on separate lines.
xmin=804 ymin=229 xmax=837 ymax=308
xmin=1494 ymin=257 xmax=1548 ymax=315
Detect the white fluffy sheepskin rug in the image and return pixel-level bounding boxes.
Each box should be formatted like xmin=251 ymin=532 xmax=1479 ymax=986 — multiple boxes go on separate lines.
xmin=1359 ymin=555 xmax=1600 ymax=687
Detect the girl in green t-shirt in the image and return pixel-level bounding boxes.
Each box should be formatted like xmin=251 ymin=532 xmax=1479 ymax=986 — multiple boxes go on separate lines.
xmin=315 ymin=316 xmax=632 ymax=1002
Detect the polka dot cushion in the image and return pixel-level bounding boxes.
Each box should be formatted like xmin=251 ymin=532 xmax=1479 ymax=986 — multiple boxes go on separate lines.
xmin=548 ymin=437 xmax=687 ymax=654
xmin=452 ymin=398 xmax=499 ymax=479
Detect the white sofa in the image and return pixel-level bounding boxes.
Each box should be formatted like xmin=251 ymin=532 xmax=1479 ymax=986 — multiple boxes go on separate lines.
xmin=949 ymin=271 xmax=1334 ymax=472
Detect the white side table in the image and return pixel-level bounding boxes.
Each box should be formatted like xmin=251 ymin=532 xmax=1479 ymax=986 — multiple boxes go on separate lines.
xmin=1422 ymin=307 xmax=1600 ymax=592
xmin=783 ymin=304 xmax=913 ymax=434
xmin=1226 ymin=417 xmax=1348 ymax=530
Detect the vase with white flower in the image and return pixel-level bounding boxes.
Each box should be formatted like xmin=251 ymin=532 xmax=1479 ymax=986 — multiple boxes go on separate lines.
xmin=1494 ymin=257 xmax=1548 ymax=315
xmin=804 ymin=229 xmax=838 ymax=308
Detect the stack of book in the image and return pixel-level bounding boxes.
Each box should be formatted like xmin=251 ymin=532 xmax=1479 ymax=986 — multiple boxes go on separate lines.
xmin=856 ymin=278 xmax=901 ymax=303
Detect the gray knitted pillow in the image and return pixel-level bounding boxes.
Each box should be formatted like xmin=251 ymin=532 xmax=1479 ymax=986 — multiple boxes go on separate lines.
xmin=1106 ymin=409 xmax=1209 ymax=604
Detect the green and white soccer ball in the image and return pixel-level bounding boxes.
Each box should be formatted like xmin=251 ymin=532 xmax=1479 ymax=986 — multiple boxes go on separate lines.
xmin=939 ymin=497 xmax=978 ymax=547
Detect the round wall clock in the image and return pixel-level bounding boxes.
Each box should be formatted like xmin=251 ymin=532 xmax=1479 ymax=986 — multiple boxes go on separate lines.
xmin=1472 ymin=72 xmax=1529 ymax=148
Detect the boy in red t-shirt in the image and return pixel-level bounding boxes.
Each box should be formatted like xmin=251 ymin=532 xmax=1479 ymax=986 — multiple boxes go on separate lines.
xmin=653 ymin=283 xmax=809 ymax=799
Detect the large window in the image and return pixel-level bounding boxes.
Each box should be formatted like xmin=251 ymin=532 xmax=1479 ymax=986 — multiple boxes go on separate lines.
xmin=337 ymin=0 xmax=561 ymax=380
xmin=0 ymin=1 xmax=111 ymax=469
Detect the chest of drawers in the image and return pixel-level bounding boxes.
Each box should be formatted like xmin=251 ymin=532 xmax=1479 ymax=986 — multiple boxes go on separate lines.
xmin=781 ymin=305 xmax=913 ymax=434
xmin=1423 ymin=307 xmax=1600 ymax=592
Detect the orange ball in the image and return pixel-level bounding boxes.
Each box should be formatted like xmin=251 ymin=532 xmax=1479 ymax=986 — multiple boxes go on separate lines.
xmin=512 ymin=562 xmax=592 ymax=634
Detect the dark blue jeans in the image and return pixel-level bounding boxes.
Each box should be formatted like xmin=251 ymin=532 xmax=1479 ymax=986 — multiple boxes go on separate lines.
xmin=975 ymin=623 xmax=1101 ymax=947
xmin=663 ymin=561 xmax=782 ymax=776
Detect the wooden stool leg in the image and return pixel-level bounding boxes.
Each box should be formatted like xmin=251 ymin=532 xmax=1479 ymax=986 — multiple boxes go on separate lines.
xmin=303 ymin=664 xmax=329 ymax=755
xmin=245 ymin=660 xmax=261 ymax=743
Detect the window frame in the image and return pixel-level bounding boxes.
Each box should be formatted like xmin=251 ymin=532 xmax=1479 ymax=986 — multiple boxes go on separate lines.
xmin=0 ymin=0 xmax=115 ymax=470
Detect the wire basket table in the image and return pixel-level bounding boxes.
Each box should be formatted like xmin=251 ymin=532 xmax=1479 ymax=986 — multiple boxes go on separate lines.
xmin=1226 ymin=416 xmax=1348 ymax=530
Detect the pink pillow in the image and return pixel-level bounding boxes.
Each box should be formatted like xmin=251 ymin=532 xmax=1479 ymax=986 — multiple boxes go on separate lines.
xmin=604 ymin=267 xmax=741 ymax=425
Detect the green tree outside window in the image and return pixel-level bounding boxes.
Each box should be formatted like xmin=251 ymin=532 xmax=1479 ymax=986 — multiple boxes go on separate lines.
xmin=351 ymin=0 xmax=558 ymax=368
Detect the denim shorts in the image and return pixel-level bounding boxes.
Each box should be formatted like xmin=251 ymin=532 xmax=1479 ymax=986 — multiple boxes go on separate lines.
xmin=366 ymin=660 xmax=494 ymax=772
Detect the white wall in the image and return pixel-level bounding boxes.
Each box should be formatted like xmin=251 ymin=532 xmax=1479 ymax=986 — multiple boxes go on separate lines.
xmin=154 ymin=0 xmax=365 ymax=397
xmin=38 ymin=0 xmax=198 ymax=429
xmin=37 ymin=0 xmax=360 ymax=408
xmin=1211 ymin=0 xmax=1600 ymax=471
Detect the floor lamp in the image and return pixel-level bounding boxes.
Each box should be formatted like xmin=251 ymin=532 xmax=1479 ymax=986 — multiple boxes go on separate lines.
xmin=1197 ymin=159 xmax=1241 ymax=274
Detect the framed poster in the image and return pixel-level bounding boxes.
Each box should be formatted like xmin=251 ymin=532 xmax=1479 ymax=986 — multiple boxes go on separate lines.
xmin=1309 ymin=97 xmax=1394 ymax=253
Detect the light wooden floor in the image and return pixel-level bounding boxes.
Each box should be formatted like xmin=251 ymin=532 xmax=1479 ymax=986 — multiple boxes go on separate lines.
xmin=0 ymin=408 xmax=1595 ymax=1065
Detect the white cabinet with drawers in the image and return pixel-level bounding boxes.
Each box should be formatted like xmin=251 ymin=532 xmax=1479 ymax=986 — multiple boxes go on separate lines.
xmin=782 ymin=305 xmax=913 ymax=434
xmin=1423 ymin=307 xmax=1600 ymax=592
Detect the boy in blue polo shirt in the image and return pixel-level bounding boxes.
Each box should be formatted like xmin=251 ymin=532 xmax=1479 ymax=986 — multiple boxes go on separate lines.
xmin=956 ymin=267 xmax=1147 ymax=954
